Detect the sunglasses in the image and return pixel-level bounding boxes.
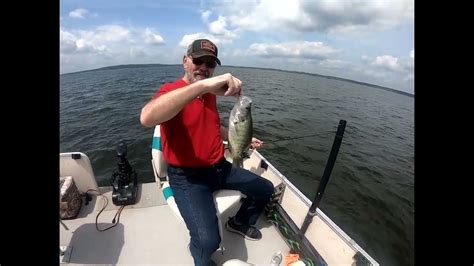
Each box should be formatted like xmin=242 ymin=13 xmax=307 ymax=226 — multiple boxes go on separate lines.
xmin=191 ymin=57 xmax=217 ymax=68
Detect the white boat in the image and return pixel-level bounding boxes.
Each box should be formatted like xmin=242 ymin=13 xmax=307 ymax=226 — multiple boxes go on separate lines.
xmin=59 ymin=125 xmax=379 ymax=265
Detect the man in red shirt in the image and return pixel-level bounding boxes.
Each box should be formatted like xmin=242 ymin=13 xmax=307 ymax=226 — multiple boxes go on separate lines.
xmin=140 ymin=39 xmax=274 ymax=266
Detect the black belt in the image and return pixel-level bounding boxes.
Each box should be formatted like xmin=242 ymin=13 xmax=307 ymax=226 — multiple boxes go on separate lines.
xmin=168 ymin=157 xmax=227 ymax=173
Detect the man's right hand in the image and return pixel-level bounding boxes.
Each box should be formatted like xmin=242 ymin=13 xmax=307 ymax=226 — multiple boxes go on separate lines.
xmin=202 ymin=73 xmax=242 ymax=96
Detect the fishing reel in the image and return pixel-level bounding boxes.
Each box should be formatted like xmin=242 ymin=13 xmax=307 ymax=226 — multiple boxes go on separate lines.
xmin=110 ymin=140 xmax=138 ymax=206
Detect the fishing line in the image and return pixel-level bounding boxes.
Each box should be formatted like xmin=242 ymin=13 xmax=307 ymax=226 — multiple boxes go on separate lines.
xmin=224 ymin=131 xmax=334 ymax=151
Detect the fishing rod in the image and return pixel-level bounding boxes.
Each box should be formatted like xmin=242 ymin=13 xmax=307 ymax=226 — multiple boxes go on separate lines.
xmin=300 ymin=119 xmax=346 ymax=234
xmin=264 ymin=120 xmax=346 ymax=266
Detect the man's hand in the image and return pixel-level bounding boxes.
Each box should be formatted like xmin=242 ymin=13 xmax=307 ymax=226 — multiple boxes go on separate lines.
xmin=202 ymin=73 xmax=242 ymax=96
xmin=250 ymin=137 xmax=263 ymax=149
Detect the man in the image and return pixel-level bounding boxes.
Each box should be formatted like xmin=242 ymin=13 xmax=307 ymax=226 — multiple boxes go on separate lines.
xmin=140 ymin=39 xmax=274 ymax=266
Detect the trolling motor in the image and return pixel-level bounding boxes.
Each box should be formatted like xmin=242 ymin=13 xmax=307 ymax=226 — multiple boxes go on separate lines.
xmin=110 ymin=140 xmax=138 ymax=206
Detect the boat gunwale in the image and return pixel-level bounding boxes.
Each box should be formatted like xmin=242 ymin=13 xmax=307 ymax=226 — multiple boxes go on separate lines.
xmin=251 ymin=149 xmax=379 ymax=266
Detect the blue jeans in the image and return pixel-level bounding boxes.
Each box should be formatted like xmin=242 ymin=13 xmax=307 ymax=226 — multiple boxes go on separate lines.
xmin=168 ymin=157 xmax=274 ymax=266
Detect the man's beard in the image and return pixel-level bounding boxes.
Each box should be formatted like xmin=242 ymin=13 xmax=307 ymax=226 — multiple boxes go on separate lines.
xmin=187 ymin=70 xmax=210 ymax=83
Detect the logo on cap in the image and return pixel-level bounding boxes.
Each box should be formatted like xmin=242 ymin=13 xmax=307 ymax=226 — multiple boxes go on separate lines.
xmin=200 ymin=40 xmax=216 ymax=53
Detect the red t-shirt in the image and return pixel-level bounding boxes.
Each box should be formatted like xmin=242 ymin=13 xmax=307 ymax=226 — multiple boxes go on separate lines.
xmin=152 ymin=79 xmax=224 ymax=167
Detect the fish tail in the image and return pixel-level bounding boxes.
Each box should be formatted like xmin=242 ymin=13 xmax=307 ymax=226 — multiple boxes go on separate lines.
xmin=232 ymin=158 xmax=243 ymax=168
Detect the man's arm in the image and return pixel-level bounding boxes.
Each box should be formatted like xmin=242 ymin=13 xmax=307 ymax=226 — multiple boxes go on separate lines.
xmin=140 ymin=82 xmax=205 ymax=127
xmin=140 ymin=73 xmax=242 ymax=127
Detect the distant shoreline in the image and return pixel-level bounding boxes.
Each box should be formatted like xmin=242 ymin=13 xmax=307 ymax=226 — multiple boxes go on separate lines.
xmin=60 ymin=63 xmax=414 ymax=97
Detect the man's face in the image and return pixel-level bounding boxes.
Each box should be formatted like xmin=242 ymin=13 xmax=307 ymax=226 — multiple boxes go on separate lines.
xmin=183 ymin=55 xmax=217 ymax=84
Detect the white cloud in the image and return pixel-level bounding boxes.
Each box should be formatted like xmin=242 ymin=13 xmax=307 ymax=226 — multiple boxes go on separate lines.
xmin=201 ymin=10 xmax=212 ymax=22
xmin=410 ymin=49 xmax=414 ymax=59
xmin=68 ymin=8 xmax=98 ymax=19
xmin=179 ymin=30 xmax=237 ymax=48
xmin=60 ymin=29 xmax=78 ymax=53
xmin=246 ymin=41 xmax=337 ymax=59
xmin=143 ymin=28 xmax=165 ymax=45
xmin=129 ymin=47 xmax=146 ymax=57
xmin=361 ymin=54 xmax=371 ymax=62
xmin=342 ymin=53 xmax=413 ymax=92
xmin=404 ymin=73 xmax=414 ymax=82
xmin=180 ymin=11 xmax=239 ymax=48
xmin=69 ymin=8 xmax=89 ymax=19
xmin=93 ymin=25 xmax=131 ymax=42
xmin=209 ymin=16 xmax=227 ymax=35
xmin=373 ymin=55 xmax=399 ymax=71
xmin=207 ymin=16 xmax=238 ymax=40
xmin=399 ymin=56 xmax=414 ymax=72
xmin=222 ymin=0 xmax=309 ymax=32
xmin=193 ymin=15 xmax=240 ymax=44
xmin=60 ymin=24 xmax=167 ymax=73
xmin=363 ymin=54 xmax=412 ymax=74
xmin=319 ymin=59 xmax=350 ymax=69
xmin=225 ymin=49 xmax=413 ymax=93
xmin=179 ymin=33 xmax=217 ymax=47
xmin=213 ymin=0 xmax=413 ymax=35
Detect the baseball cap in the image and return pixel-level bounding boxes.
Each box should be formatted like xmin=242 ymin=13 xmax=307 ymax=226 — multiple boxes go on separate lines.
xmin=187 ymin=39 xmax=221 ymax=65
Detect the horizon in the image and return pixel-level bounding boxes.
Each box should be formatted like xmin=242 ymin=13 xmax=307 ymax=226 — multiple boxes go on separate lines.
xmin=61 ymin=63 xmax=413 ymax=97
xmin=60 ymin=0 xmax=414 ymax=94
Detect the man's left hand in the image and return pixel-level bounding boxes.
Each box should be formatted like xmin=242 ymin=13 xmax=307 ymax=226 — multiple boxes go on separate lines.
xmin=250 ymin=137 xmax=263 ymax=150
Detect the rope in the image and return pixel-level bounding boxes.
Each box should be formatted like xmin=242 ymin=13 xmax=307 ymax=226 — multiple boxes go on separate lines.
xmin=267 ymin=209 xmax=317 ymax=266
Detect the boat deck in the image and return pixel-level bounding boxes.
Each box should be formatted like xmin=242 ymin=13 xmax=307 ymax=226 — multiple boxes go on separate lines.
xmin=60 ymin=182 xmax=289 ymax=265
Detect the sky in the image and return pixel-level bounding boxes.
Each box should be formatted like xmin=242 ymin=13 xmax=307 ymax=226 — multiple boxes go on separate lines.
xmin=60 ymin=0 xmax=414 ymax=94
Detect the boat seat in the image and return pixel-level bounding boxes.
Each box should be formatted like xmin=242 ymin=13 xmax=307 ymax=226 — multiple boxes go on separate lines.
xmin=151 ymin=125 xmax=242 ymax=251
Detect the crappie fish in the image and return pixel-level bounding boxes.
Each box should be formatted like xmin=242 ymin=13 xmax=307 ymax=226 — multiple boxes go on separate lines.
xmin=228 ymin=96 xmax=253 ymax=168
